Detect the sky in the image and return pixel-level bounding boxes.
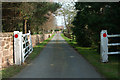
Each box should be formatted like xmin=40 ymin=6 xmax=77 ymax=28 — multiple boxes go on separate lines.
xmin=55 ymin=16 xmax=65 ymax=27
xmin=55 ymin=2 xmax=76 ymax=29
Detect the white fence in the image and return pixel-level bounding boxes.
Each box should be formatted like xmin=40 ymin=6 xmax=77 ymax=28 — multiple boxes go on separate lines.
xmin=100 ymin=30 xmax=120 ymax=62
xmin=14 ymin=30 xmax=33 ymax=65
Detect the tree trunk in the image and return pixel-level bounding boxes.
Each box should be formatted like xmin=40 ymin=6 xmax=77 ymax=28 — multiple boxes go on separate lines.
xmin=23 ymin=19 xmax=27 ymax=34
xmin=63 ymin=14 xmax=70 ymax=33
xmin=24 ymin=19 xmax=27 ymax=34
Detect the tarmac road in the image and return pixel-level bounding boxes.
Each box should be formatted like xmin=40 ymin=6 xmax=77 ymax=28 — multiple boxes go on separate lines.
xmin=13 ymin=33 xmax=103 ymax=78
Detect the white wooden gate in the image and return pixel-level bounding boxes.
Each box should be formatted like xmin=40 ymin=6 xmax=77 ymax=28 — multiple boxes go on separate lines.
xmin=14 ymin=30 xmax=33 ymax=65
xmin=100 ymin=30 xmax=120 ymax=62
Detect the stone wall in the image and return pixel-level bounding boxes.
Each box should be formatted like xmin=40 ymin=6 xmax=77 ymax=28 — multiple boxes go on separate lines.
xmin=0 ymin=33 xmax=14 ymax=68
xmin=44 ymin=34 xmax=52 ymax=40
xmin=31 ymin=34 xmax=44 ymax=47
xmin=31 ymin=34 xmax=52 ymax=47
xmin=0 ymin=33 xmax=53 ymax=69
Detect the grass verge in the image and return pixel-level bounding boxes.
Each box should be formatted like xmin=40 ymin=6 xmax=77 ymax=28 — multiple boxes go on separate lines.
xmin=2 ymin=33 xmax=55 ymax=78
xmin=61 ymin=33 xmax=119 ymax=80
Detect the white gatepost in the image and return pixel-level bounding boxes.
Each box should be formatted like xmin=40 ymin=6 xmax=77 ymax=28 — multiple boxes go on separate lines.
xmin=100 ymin=30 xmax=108 ymax=62
xmin=14 ymin=31 xmax=22 ymax=65
xmin=29 ymin=30 xmax=33 ymax=52
xmin=21 ymin=32 xmax=24 ymax=63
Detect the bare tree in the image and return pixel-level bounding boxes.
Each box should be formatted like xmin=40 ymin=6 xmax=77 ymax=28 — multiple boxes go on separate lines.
xmin=56 ymin=2 xmax=77 ymax=33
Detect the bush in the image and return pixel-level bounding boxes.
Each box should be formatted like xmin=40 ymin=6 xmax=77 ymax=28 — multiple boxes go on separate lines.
xmin=72 ymin=3 xmax=120 ymax=50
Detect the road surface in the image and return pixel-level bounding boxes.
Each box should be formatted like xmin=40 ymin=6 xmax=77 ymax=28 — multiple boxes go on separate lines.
xmin=13 ymin=33 xmax=103 ymax=78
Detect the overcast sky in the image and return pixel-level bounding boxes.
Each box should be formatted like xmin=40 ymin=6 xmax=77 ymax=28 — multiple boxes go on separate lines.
xmin=55 ymin=16 xmax=65 ymax=27
xmin=55 ymin=2 xmax=76 ymax=29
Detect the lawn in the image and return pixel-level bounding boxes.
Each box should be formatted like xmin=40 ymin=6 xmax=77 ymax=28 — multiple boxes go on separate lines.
xmin=2 ymin=33 xmax=55 ymax=78
xmin=61 ymin=33 xmax=119 ymax=80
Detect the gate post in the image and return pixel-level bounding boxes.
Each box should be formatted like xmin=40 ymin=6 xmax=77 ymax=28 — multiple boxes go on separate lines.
xmin=21 ymin=32 xmax=24 ymax=63
xmin=14 ymin=31 xmax=22 ymax=65
xmin=29 ymin=30 xmax=33 ymax=52
xmin=100 ymin=30 xmax=108 ymax=62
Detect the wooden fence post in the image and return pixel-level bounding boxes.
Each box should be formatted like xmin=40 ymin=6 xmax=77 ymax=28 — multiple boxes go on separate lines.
xmin=14 ymin=31 xmax=22 ymax=65
xmin=29 ymin=30 xmax=33 ymax=52
xmin=100 ymin=30 xmax=108 ymax=62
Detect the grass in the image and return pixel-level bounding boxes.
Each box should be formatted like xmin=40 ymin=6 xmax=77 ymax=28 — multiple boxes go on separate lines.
xmin=61 ymin=33 xmax=119 ymax=80
xmin=2 ymin=33 xmax=55 ymax=78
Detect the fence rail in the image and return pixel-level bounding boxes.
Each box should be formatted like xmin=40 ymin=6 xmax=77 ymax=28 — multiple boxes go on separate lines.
xmin=108 ymin=34 xmax=120 ymax=37
xmin=108 ymin=52 xmax=120 ymax=54
xmin=108 ymin=43 xmax=120 ymax=46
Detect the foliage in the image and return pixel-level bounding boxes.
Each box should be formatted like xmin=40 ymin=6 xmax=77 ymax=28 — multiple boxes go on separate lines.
xmin=2 ymin=2 xmax=61 ymax=33
xmin=72 ymin=2 xmax=120 ymax=48
xmin=56 ymin=2 xmax=77 ymax=33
